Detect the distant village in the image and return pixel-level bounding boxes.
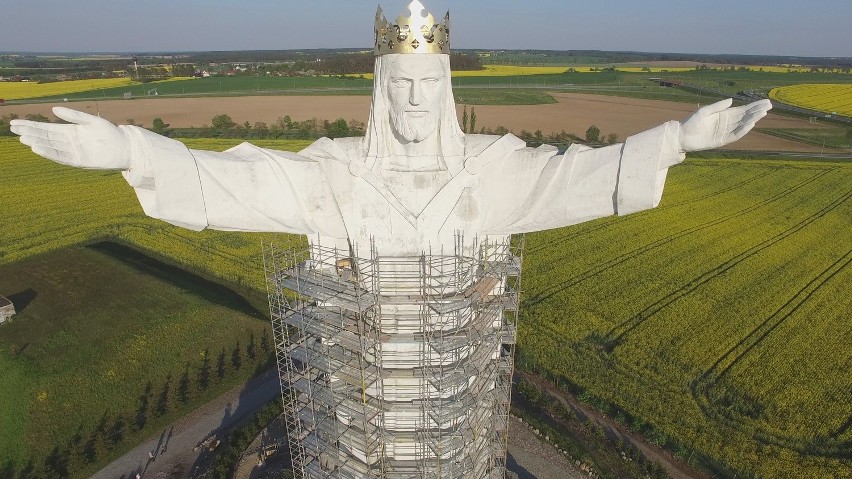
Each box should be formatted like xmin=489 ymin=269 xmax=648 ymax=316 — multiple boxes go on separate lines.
xmin=5 ymin=49 xmax=848 ymax=85
xmin=0 ymin=51 xmax=389 ymax=83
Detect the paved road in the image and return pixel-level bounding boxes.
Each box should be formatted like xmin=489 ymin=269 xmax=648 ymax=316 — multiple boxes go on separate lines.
xmin=92 ymin=369 xmax=280 ymax=479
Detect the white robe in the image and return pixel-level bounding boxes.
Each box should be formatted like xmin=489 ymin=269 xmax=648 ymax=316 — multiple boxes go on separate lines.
xmin=119 ymin=124 xmax=684 ymax=256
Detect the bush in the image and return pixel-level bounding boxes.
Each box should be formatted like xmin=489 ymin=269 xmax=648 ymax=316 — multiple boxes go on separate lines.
xmin=585 ymin=124 xmax=601 ymax=143
xmin=0 ymin=113 xmax=19 ymax=136
xmin=211 ymin=114 xmax=236 ymax=130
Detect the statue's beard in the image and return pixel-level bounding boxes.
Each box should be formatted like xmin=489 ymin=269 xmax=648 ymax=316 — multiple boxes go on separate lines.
xmin=390 ymin=109 xmax=438 ymax=143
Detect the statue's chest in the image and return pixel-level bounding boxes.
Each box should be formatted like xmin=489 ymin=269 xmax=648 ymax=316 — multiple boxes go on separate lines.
xmin=375 ymin=169 xmax=452 ymax=218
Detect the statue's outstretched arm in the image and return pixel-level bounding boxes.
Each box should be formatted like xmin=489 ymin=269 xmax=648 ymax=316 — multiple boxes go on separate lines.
xmin=679 ymin=98 xmax=772 ymax=152
xmin=11 ymin=107 xmax=130 ymax=169
xmin=486 ymin=98 xmax=772 ymax=234
xmin=11 ymin=107 xmax=340 ymax=235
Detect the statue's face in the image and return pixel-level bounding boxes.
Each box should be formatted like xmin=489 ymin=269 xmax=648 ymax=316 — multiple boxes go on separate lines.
xmin=385 ymin=54 xmax=447 ymax=143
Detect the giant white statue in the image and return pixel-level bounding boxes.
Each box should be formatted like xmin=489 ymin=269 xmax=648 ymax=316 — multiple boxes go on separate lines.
xmin=11 ymin=2 xmax=771 ymax=478
xmin=10 ymin=9 xmax=770 ymax=257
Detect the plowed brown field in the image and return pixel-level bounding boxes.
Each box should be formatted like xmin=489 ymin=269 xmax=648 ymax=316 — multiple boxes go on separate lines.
xmin=4 ymin=92 xmax=825 ymax=152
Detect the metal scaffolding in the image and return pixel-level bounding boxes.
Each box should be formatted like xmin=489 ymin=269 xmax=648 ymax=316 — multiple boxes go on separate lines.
xmin=263 ymin=235 xmax=523 ymax=479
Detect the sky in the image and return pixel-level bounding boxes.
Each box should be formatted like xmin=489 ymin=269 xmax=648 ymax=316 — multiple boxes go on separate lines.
xmin=1 ymin=0 xmax=850 ymax=58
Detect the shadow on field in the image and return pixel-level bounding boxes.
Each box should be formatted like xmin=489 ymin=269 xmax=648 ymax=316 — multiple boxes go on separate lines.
xmin=187 ymin=367 xmax=281 ymax=476
xmin=507 ymin=452 xmax=536 ymax=479
xmin=0 ymin=460 xmax=15 ymax=479
xmin=8 ymin=288 xmax=37 ymax=313
xmin=89 ymin=242 xmax=265 ymax=319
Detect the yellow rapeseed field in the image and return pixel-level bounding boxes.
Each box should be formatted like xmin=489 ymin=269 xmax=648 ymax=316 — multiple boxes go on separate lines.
xmin=769 ymin=84 xmax=852 ymax=116
xmin=0 ymin=78 xmax=134 ymax=100
xmin=452 ymin=65 xmax=569 ymax=77
xmin=0 ymin=77 xmax=194 ymax=101
xmin=351 ymin=65 xmax=573 ymax=80
xmin=350 ymin=64 xmax=774 ymax=80
xmin=608 ymin=67 xmax=695 ymax=73
xmin=454 ymin=65 xmax=695 ymax=75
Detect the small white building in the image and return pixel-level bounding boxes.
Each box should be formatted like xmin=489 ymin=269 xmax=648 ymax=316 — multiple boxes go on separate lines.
xmin=0 ymin=296 xmax=15 ymax=324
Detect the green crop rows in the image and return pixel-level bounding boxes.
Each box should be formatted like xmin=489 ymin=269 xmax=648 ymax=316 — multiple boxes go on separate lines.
xmin=519 ymin=158 xmax=851 ymax=477
xmin=0 ymin=137 xmax=311 ymax=287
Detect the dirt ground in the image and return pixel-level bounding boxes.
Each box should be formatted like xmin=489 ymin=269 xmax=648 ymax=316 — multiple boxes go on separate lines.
xmin=507 ymin=415 xmax=587 ymax=479
xmin=230 ymin=415 xmax=588 ymax=479
xmin=4 ymin=92 xmax=825 ymax=153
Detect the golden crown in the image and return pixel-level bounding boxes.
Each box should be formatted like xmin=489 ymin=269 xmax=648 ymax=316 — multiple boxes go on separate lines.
xmin=374 ymin=1 xmax=450 ymax=56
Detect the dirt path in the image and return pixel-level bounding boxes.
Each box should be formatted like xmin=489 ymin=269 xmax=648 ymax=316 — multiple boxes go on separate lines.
xmin=91 ymin=365 xmax=586 ymax=479
xmin=3 ymin=92 xmax=827 ymax=153
xmin=507 ymin=415 xmax=586 ymax=479
xmin=516 ymin=371 xmax=710 ymax=479
xmin=90 ymin=369 xmax=280 ymax=479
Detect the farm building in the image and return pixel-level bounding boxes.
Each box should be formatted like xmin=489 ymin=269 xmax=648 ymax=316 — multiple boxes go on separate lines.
xmin=0 ymin=295 xmax=15 ymax=324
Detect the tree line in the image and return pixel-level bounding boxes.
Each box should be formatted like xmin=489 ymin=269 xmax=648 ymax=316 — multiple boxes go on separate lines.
xmin=4 ymin=111 xmax=618 ymax=149
xmin=1 ymin=331 xmax=274 ymax=479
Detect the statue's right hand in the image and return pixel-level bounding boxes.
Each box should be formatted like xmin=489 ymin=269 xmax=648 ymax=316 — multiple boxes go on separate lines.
xmin=10 ymin=107 xmax=130 ymax=169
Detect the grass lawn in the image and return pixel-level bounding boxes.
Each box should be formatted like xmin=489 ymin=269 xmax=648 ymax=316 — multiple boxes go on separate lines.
xmin=0 ymin=243 xmax=273 ymax=478
xmin=453 ymin=89 xmax=556 ymax=105
xmin=757 ymin=127 xmax=852 ymax=150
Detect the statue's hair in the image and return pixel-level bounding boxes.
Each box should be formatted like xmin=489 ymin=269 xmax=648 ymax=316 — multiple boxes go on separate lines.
xmin=361 ymin=54 xmax=465 ymax=173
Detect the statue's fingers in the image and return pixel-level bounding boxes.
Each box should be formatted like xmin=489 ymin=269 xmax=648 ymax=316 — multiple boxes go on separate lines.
xmin=750 ymin=98 xmax=772 ymax=112
xmin=52 ymin=106 xmax=106 ymax=126
xmin=19 ymin=135 xmax=72 ymax=153
xmin=731 ymin=109 xmax=768 ymax=131
xmin=744 ymin=101 xmax=771 ymax=116
xmin=728 ymin=111 xmax=767 ymax=139
xmin=11 ymin=123 xmax=71 ymax=143
xmin=10 ymin=121 xmax=74 ymax=137
xmin=10 ymin=120 xmax=46 ymax=136
xmin=31 ymin=144 xmax=77 ymax=166
xmin=698 ymin=98 xmax=733 ymax=116
xmin=725 ymin=100 xmax=771 ymax=124
xmin=727 ymin=125 xmax=750 ymax=141
xmin=719 ymin=102 xmax=768 ymax=129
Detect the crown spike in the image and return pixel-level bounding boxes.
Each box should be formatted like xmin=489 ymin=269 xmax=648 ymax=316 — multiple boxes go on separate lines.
xmin=374 ymin=1 xmax=450 ymax=56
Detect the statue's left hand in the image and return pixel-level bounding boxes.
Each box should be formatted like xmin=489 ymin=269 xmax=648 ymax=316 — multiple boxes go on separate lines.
xmin=679 ymin=98 xmax=772 ymax=152
xmin=10 ymin=107 xmax=130 ymax=169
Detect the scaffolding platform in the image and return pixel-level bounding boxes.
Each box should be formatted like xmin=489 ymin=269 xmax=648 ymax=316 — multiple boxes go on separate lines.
xmin=264 ymin=236 xmax=523 ymax=478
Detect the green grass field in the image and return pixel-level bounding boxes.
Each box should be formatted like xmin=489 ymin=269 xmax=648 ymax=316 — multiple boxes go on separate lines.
xmin=15 ymin=69 xmax=849 ymax=105
xmin=0 ymin=244 xmax=273 ymax=477
xmin=758 ymin=127 xmax=852 ymax=150
xmin=519 ymin=158 xmax=851 ymax=478
xmin=0 ymin=137 xmax=316 ymax=478
xmin=452 ymin=89 xmax=557 ymax=105
xmin=1 ymin=135 xmax=850 ymax=477
xmin=0 ymin=137 xmax=310 ymax=288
